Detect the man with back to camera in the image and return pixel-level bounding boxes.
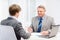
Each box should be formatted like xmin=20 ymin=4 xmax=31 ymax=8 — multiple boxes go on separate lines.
xmin=28 ymin=5 xmax=56 ymax=37
xmin=1 ymin=4 xmax=31 ymax=40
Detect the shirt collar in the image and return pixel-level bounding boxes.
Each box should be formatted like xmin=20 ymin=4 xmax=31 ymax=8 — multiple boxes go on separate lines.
xmin=42 ymin=15 xmax=46 ymax=19
xmin=37 ymin=15 xmax=46 ymax=20
xmin=9 ymin=16 xmax=18 ymax=20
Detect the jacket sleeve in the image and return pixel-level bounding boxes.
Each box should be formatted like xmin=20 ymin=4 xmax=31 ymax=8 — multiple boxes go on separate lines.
xmin=15 ymin=22 xmax=31 ymax=39
xmin=48 ymin=18 xmax=58 ymax=37
xmin=30 ymin=18 xmax=35 ymax=32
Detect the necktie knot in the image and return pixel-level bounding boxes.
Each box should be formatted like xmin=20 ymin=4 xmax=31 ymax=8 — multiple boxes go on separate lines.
xmin=38 ymin=17 xmax=43 ymax=25
xmin=40 ymin=17 xmax=43 ymax=20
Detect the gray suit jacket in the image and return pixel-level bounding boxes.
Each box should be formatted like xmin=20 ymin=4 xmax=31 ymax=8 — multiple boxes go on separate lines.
xmin=30 ymin=15 xmax=55 ymax=37
xmin=1 ymin=17 xmax=30 ymax=40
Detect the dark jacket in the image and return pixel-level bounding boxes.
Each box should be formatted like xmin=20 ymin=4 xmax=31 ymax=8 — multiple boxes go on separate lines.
xmin=1 ymin=17 xmax=30 ymax=40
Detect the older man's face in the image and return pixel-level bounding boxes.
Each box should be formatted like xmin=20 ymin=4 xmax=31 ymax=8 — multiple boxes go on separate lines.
xmin=37 ymin=8 xmax=46 ymax=17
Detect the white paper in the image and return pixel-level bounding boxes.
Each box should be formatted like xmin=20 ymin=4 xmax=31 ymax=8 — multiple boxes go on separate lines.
xmin=31 ymin=33 xmax=42 ymax=36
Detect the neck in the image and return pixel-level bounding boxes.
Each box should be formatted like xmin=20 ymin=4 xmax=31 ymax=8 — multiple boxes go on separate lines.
xmin=14 ymin=15 xmax=18 ymax=18
xmin=38 ymin=14 xmax=45 ymax=17
xmin=38 ymin=16 xmax=43 ymax=18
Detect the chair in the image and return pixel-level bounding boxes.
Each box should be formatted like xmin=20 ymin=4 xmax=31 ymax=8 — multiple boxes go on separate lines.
xmin=0 ymin=25 xmax=17 ymax=40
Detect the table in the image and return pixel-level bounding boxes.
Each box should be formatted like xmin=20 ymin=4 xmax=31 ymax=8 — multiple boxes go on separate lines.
xmin=25 ymin=32 xmax=60 ymax=40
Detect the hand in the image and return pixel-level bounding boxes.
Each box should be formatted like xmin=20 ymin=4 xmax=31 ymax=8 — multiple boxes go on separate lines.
xmin=40 ymin=31 xmax=49 ymax=36
xmin=27 ymin=27 xmax=33 ymax=33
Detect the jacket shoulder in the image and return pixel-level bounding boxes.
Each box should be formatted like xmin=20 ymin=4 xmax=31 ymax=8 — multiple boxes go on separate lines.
xmin=32 ymin=16 xmax=37 ymax=20
xmin=1 ymin=18 xmax=22 ymax=25
xmin=48 ymin=15 xmax=53 ymax=19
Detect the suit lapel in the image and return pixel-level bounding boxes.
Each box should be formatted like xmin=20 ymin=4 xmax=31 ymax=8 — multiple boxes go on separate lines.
xmin=41 ymin=15 xmax=47 ymax=31
xmin=35 ymin=16 xmax=39 ymax=31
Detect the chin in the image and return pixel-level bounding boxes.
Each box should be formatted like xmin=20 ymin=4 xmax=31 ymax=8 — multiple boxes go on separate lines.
xmin=38 ymin=15 xmax=43 ymax=17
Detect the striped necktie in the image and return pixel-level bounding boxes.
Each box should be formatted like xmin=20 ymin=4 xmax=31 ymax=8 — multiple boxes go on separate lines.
xmin=37 ymin=17 xmax=43 ymax=32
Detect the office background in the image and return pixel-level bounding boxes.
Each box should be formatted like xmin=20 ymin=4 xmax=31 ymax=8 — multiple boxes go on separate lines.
xmin=0 ymin=0 xmax=60 ymax=27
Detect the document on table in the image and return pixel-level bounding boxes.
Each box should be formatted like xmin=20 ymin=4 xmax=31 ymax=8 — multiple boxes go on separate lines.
xmin=31 ymin=33 xmax=42 ymax=36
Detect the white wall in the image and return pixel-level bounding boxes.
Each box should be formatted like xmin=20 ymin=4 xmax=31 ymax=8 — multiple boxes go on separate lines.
xmin=0 ymin=0 xmax=29 ymax=27
xmin=0 ymin=0 xmax=9 ymax=22
xmin=8 ymin=0 xmax=29 ymax=26
xmin=0 ymin=0 xmax=60 ymax=26
xmin=30 ymin=0 xmax=60 ymax=24
xmin=46 ymin=0 xmax=60 ymax=24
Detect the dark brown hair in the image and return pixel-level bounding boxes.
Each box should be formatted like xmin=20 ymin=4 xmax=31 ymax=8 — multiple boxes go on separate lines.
xmin=9 ymin=4 xmax=21 ymax=16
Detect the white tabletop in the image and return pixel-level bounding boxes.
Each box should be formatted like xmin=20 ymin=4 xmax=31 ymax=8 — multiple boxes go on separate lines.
xmin=25 ymin=32 xmax=60 ymax=40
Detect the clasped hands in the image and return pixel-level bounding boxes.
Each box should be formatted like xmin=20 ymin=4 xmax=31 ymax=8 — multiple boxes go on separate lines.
xmin=27 ymin=27 xmax=49 ymax=36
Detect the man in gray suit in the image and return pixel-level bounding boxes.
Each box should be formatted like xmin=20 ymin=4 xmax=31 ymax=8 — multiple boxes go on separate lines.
xmin=28 ymin=5 xmax=55 ymax=37
xmin=1 ymin=4 xmax=31 ymax=40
